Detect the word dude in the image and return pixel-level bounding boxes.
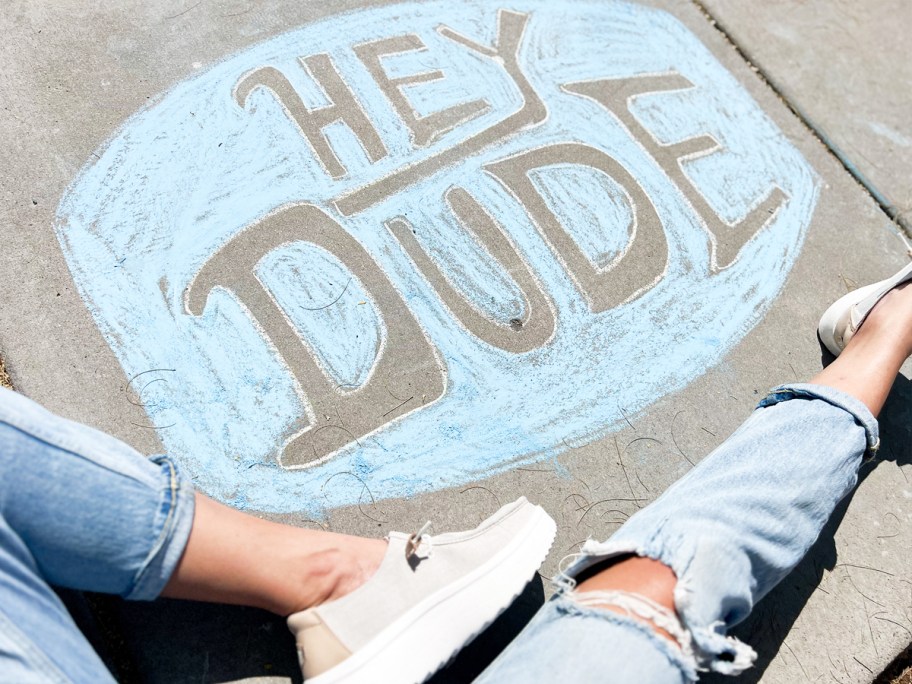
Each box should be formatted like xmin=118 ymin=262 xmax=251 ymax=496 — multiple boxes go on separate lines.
xmin=57 ymin=0 xmax=818 ymax=514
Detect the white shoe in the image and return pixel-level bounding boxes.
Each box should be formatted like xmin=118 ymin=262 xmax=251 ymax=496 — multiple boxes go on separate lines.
xmin=818 ymin=261 xmax=912 ymax=356
xmin=287 ymin=497 xmax=556 ymax=684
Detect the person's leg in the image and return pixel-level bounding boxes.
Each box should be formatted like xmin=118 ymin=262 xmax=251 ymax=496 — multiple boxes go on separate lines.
xmin=0 ymin=386 xmax=387 ymax=679
xmin=477 ymin=283 xmax=912 ymax=683
xmin=0 ymin=385 xmax=555 ymax=684
xmin=0 ymin=386 xmax=387 ymax=608
xmin=808 ymin=282 xmax=912 ymax=416
xmin=0 ymin=515 xmax=115 ymax=683
xmin=162 ymin=495 xmax=386 ymax=614
xmin=0 ymin=387 xmax=200 ymax=680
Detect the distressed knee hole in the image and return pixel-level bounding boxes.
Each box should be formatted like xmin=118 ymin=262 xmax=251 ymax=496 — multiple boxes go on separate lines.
xmin=566 ymin=589 xmax=696 ymax=662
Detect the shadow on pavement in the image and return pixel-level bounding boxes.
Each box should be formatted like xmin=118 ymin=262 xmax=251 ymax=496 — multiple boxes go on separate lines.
xmin=65 ymin=571 xmax=546 ymax=683
xmin=429 ymin=573 xmax=545 ymax=683
xmin=703 ymin=369 xmax=912 ymax=683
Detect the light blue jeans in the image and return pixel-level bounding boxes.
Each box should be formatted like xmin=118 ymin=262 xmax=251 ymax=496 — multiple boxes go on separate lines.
xmin=0 ymin=383 xmax=877 ymax=683
xmin=0 ymin=387 xmax=195 ymax=682
xmin=476 ymin=383 xmax=878 ymax=683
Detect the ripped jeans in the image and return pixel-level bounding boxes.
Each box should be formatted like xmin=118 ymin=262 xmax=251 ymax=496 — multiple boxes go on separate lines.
xmin=475 ymin=383 xmax=878 ymax=682
xmin=0 ymin=382 xmax=876 ymax=682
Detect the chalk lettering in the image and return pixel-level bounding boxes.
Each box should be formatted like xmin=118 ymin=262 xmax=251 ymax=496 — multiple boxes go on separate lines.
xmin=486 ymin=143 xmax=668 ymax=312
xmin=235 ymin=54 xmax=387 ymax=179
xmin=58 ymin=0 xmax=819 ymax=513
xmin=184 ymin=203 xmax=444 ymax=468
xmin=333 ymin=9 xmax=545 ymax=216
xmin=354 ymin=34 xmax=490 ymax=148
xmin=387 ymin=186 xmax=555 ymax=352
xmin=563 ymin=75 xmax=788 ymax=269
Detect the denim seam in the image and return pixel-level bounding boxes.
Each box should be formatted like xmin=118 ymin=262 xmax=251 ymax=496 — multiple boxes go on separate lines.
xmin=0 ymin=418 xmax=155 ymax=488
xmin=0 ymin=608 xmax=72 ymax=684
xmin=126 ymin=456 xmax=194 ymax=600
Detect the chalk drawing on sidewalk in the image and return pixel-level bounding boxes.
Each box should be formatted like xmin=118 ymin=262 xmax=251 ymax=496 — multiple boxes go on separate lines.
xmin=56 ymin=1 xmax=819 ymax=514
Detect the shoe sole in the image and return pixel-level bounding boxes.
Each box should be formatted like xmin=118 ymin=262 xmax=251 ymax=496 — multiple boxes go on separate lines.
xmin=818 ymin=260 xmax=912 ymax=356
xmin=305 ymin=502 xmax=557 ymax=684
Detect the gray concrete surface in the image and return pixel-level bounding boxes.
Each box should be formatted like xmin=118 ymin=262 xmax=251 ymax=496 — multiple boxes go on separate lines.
xmin=2 ymin=1 xmax=912 ymax=682
xmin=696 ymin=0 xmax=912 ymax=229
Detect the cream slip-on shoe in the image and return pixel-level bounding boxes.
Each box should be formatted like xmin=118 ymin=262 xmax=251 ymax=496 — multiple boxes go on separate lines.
xmin=287 ymin=496 xmax=556 ymax=684
xmin=818 ymin=261 xmax=912 ymax=356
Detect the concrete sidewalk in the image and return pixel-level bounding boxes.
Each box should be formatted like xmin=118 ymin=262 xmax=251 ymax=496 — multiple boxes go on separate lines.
xmin=697 ymin=0 xmax=912 ymax=232
xmin=1 ymin=0 xmax=911 ymax=682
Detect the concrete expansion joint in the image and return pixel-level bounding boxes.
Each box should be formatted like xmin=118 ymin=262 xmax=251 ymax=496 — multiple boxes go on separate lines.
xmin=689 ymin=0 xmax=912 ymax=241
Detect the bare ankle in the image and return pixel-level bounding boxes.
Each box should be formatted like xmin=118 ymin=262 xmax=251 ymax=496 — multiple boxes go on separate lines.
xmin=856 ymin=284 xmax=912 ymax=353
xmin=280 ymin=539 xmax=387 ymax=615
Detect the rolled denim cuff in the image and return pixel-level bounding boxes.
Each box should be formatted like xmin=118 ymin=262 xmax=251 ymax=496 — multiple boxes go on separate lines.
xmin=759 ymin=383 xmax=880 ymax=457
xmin=125 ymin=455 xmax=196 ymax=600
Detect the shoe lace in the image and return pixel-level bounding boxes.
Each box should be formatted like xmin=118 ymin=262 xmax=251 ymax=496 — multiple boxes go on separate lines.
xmin=405 ymin=520 xmax=432 ymax=559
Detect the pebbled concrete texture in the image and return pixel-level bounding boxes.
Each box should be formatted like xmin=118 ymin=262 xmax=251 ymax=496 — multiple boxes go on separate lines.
xmin=0 ymin=356 xmax=12 ymax=390
xmin=1 ymin=1 xmax=911 ymax=683
xmin=696 ymin=0 xmax=912 ymax=230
